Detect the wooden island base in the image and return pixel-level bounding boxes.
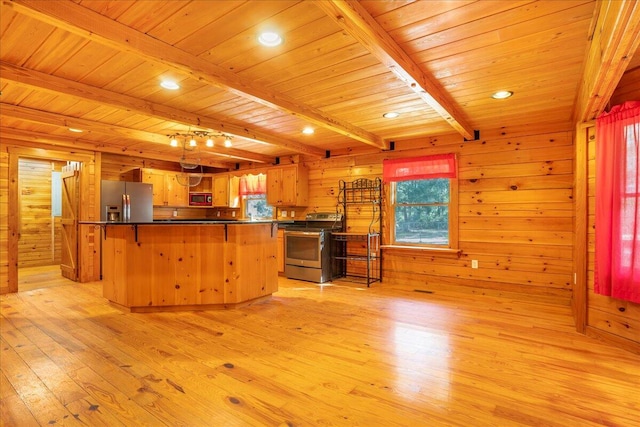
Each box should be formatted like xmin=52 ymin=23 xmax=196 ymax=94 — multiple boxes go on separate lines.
xmin=109 ymin=294 xmax=273 ymax=313
xmin=101 ymin=222 xmax=278 ymax=312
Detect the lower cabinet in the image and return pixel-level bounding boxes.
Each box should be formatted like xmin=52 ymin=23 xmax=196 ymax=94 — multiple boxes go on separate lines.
xmin=277 ymin=228 xmax=285 ymax=273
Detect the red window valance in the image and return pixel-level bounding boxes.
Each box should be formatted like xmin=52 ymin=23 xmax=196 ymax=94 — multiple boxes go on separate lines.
xmin=239 ymin=173 xmax=266 ymax=196
xmin=383 ymin=153 xmax=457 ymax=182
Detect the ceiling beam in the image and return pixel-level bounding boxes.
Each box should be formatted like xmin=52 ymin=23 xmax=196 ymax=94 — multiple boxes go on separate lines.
xmin=6 ymin=0 xmax=386 ymax=150
xmin=314 ymin=0 xmax=476 ymax=140
xmin=0 ymin=103 xmax=275 ymax=164
xmin=0 ymin=61 xmax=325 ymax=159
xmin=574 ymin=0 xmax=640 ymax=122
xmin=0 ymin=127 xmax=233 ymax=169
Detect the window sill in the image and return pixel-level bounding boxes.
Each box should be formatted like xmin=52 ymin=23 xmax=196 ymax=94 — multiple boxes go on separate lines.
xmin=380 ymin=245 xmax=462 ymax=257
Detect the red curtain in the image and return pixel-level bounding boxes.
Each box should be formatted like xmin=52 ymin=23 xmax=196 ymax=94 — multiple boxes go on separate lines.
xmin=239 ymin=173 xmax=266 ymax=196
xmin=383 ymin=153 xmax=457 ymax=182
xmin=595 ymin=101 xmax=640 ymax=303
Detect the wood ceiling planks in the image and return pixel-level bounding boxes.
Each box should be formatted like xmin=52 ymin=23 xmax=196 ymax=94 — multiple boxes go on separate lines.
xmin=1 ymin=0 xmax=636 ymax=168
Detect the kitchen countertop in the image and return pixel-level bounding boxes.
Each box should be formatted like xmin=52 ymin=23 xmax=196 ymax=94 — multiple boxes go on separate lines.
xmin=80 ymin=219 xmax=279 ymax=225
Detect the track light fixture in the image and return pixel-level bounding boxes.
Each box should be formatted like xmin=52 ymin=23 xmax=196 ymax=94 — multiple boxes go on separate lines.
xmin=167 ymin=131 xmax=234 ymax=148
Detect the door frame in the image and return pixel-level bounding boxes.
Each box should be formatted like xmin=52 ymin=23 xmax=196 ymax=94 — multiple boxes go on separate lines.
xmin=7 ymin=145 xmax=100 ymax=292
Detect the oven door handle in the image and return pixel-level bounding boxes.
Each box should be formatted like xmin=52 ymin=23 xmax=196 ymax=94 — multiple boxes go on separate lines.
xmin=285 ymin=230 xmax=323 ymax=237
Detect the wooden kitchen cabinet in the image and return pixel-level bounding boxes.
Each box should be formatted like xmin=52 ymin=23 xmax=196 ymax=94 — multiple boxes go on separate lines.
xmin=277 ymin=228 xmax=284 ymax=273
xmin=213 ymin=174 xmax=230 ymax=207
xmin=166 ymin=174 xmax=189 ymax=206
xmin=140 ymin=168 xmax=188 ymax=207
xmin=266 ymin=164 xmax=308 ymax=207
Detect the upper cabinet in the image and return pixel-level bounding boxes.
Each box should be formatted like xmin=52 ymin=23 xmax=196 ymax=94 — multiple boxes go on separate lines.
xmin=140 ymin=168 xmax=188 ymax=207
xmin=213 ymin=174 xmax=230 ymax=207
xmin=266 ymin=164 xmax=308 ymax=207
xmin=166 ymin=174 xmax=189 ymax=207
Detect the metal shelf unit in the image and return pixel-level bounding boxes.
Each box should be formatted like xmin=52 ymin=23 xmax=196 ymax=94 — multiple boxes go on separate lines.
xmin=332 ymin=178 xmax=382 ymax=286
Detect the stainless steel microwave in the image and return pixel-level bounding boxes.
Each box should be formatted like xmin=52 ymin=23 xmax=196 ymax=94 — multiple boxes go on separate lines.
xmin=189 ymin=192 xmax=212 ymax=206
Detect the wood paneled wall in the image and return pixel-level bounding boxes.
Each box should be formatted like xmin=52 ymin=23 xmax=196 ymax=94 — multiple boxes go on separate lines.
xmin=303 ymin=124 xmax=575 ymax=305
xmin=609 ymin=67 xmax=640 ymax=107
xmin=0 ymin=150 xmax=9 ymax=294
xmin=17 ymin=158 xmax=66 ymax=268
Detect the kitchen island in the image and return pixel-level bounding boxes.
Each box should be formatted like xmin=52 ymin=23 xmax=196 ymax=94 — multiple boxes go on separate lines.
xmin=91 ymin=221 xmax=278 ymax=312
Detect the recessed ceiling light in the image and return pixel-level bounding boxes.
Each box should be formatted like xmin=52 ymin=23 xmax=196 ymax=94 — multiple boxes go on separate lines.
xmin=258 ymin=31 xmax=282 ymax=47
xmin=224 ymin=137 xmax=232 ymax=148
xmin=206 ymin=138 xmax=214 ymax=147
xmin=160 ymin=80 xmax=180 ymax=90
xmin=302 ymin=127 xmax=314 ymax=135
xmin=492 ymin=90 xmax=513 ymax=99
xmin=68 ymin=128 xmax=83 ymax=133
xmin=383 ymin=112 xmax=400 ymax=119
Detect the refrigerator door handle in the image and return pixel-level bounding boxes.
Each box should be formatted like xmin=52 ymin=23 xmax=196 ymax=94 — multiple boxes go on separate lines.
xmin=122 ymin=194 xmax=131 ymax=222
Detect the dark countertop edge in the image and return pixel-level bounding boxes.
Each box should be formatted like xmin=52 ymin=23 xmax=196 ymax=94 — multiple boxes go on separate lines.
xmin=79 ymin=220 xmax=278 ymax=225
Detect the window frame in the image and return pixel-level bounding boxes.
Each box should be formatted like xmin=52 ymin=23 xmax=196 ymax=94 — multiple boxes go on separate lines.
xmin=243 ymin=193 xmax=274 ymax=220
xmin=388 ymin=177 xmax=459 ymax=250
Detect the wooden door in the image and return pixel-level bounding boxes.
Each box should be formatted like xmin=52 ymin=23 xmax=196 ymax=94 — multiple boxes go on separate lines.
xmin=60 ymin=169 xmax=79 ymax=281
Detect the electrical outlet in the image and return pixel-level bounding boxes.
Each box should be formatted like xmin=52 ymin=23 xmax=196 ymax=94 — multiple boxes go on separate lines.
xmin=172 ymin=209 xmax=178 ymax=217
xmin=291 ymin=210 xmax=295 ymax=218
xmin=471 ymin=260 xmax=479 ymax=269
xmin=232 ymin=211 xmax=236 ymax=218
xmin=216 ymin=211 xmax=221 ymax=217
xmin=281 ymin=210 xmax=288 ymax=217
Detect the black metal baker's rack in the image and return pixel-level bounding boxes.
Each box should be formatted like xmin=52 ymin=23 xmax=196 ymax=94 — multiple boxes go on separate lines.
xmin=332 ymin=178 xmax=382 ymax=286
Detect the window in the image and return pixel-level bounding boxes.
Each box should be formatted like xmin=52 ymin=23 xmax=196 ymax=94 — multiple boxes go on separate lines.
xmin=393 ymin=178 xmax=452 ymax=245
xmin=239 ymin=173 xmax=273 ymax=220
xmin=245 ymin=194 xmax=273 ymax=220
xmin=595 ymin=100 xmax=639 ymax=303
xmin=384 ymin=154 xmax=458 ymax=249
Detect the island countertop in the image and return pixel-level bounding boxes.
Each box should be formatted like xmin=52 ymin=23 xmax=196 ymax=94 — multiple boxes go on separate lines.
xmin=81 ymin=219 xmax=279 ymax=225
xmin=98 ymin=221 xmax=278 ymax=312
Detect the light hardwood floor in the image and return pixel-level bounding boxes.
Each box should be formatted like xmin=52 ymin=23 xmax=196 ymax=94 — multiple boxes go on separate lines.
xmin=2 ymin=269 xmax=639 ymax=426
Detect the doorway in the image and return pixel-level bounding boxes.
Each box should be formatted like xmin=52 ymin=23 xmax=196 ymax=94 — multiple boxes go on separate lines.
xmin=16 ymin=158 xmax=80 ymax=290
xmin=6 ymin=145 xmax=98 ymax=294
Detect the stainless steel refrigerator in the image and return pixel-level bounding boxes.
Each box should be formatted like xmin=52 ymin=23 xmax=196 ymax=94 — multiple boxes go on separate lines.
xmin=101 ymin=180 xmax=153 ymax=222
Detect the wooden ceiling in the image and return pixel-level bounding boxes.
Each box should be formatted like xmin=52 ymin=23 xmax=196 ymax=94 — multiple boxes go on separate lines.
xmin=0 ymin=1 xmax=638 ymax=169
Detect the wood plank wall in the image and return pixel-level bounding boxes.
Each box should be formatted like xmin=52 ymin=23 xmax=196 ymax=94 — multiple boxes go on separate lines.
xmin=0 ymin=150 xmax=9 ymax=294
xmin=17 ymin=158 xmax=66 ymax=268
xmin=302 ymin=124 xmax=575 ymax=305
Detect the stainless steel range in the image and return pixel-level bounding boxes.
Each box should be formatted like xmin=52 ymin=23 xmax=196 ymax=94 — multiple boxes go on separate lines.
xmin=284 ymin=212 xmax=343 ymax=283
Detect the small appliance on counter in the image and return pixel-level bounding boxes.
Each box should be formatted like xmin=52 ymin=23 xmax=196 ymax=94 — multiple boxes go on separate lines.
xmin=101 ymin=180 xmax=153 ymax=222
